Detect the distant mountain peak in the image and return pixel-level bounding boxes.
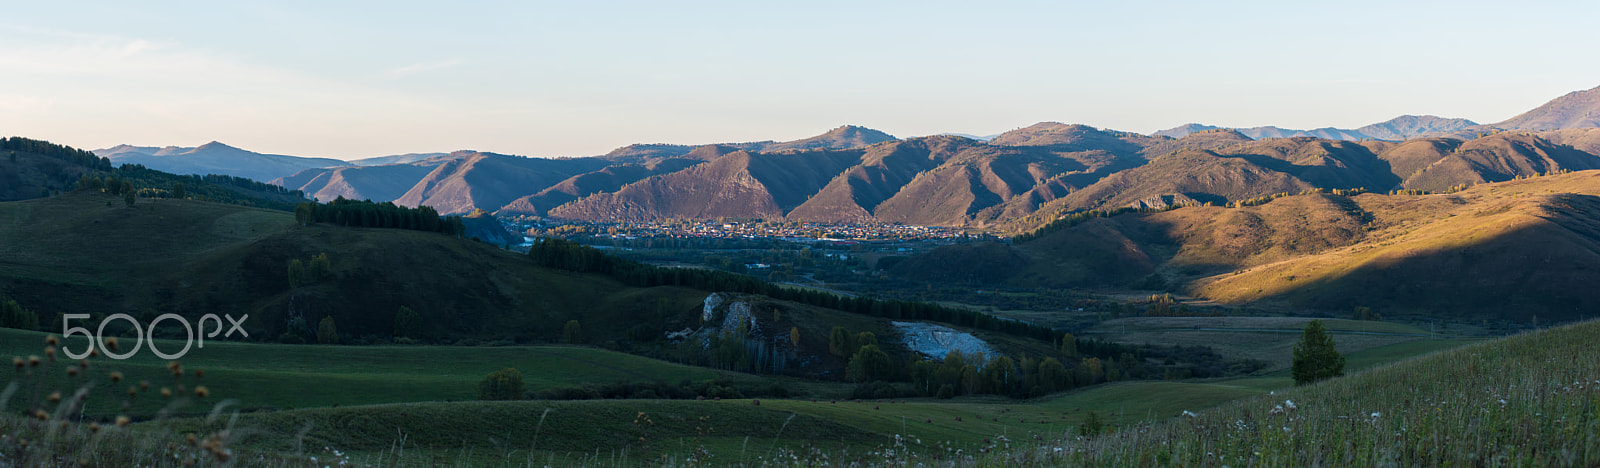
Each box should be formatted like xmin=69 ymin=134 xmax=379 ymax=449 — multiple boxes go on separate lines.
xmin=194 ymin=141 xmax=240 ymax=151
xmin=1154 ymin=115 xmax=1476 ymax=141
xmin=1494 ymin=84 xmax=1600 ymax=131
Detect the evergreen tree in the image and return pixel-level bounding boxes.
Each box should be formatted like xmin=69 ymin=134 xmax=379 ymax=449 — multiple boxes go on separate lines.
xmin=172 ymin=182 xmax=186 ymax=199
xmin=1291 ymin=319 xmax=1345 ymax=385
xmin=123 ymin=189 xmax=135 ymax=207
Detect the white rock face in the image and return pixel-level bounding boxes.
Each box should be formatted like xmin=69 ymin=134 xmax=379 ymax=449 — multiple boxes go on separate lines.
xmin=702 ymin=293 xmax=724 ymax=323
xmin=893 ymin=321 xmax=997 ymax=361
xmin=721 ymin=300 xmax=756 ymax=335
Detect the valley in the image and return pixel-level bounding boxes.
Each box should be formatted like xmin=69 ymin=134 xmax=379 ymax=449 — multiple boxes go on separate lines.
xmin=3 ymin=83 xmax=1600 ymax=466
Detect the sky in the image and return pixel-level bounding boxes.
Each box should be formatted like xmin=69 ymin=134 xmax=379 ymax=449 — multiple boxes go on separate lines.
xmin=1 ymin=1 xmax=1598 ymax=160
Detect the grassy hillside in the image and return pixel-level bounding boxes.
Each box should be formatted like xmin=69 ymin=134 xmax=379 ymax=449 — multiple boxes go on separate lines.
xmin=1195 ymin=171 xmax=1600 ymax=321
xmin=901 ymin=171 xmax=1600 ymax=322
xmin=1047 ymin=317 xmax=1600 ymax=466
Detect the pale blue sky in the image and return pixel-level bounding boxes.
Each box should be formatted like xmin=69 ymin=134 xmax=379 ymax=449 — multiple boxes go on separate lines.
xmin=1 ymin=1 xmax=1597 ymax=159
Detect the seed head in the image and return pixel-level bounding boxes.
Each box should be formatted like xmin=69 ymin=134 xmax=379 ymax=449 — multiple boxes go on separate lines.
xmin=88 ymin=422 xmax=101 ymax=433
xmin=160 ymin=388 xmax=172 ymax=398
xmin=34 ymin=409 xmax=48 ymax=421
xmin=12 ymin=357 xmax=23 ymax=369
xmin=66 ymin=366 xmax=79 ymax=377
xmin=45 ymin=335 xmax=59 ymax=346
xmin=103 ymin=337 xmax=119 ymax=352
xmin=78 ymin=359 xmax=89 ymax=369
xmin=115 ymin=415 xmax=130 ymax=427
xmin=127 ymin=386 xmax=138 ymax=397
xmin=44 ymin=346 xmax=56 ymax=361
xmin=48 ymin=392 xmax=61 ymax=403
xmin=110 ymin=371 xmax=124 ymax=382
xmin=28 ymin=356 xmax=41 ymax=367
xmin=194 ymin=369 xmax=205 ymax=378
xmin=139 ymin=380 xmax=150 ymax=391
xmin=194 ymin=386 xmax=210 ymax=399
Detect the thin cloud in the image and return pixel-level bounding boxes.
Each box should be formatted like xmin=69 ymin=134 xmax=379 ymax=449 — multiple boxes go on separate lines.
xmin=385 ymin=59 xmax=464 ymax=77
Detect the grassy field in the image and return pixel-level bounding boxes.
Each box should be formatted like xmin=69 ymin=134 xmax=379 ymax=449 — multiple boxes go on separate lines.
xmin=0 ymin=310 xmax=1486 ymax=466
xmin=0 ymin=327 xmax=772 ymax=417
xmin=1084 ymin=316 xmax=1452 ymax=370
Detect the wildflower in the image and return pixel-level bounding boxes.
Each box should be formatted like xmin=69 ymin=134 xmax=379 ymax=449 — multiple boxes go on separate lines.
xmin=1182 ymin=410 xmax=1198 ymax=418
xmin=34 ymin=410 xmax=48 ymax=421
xmin=1284 ymin=400 xmax=1297 ymax=411
xmin=116 ymin=416 xmax=130 ymax=427
xmin=66 ymin=366 xmax=78 ymax=377
xmin=127 ymin=386 xmax=138 ymax=397
xmin=110 ymin=371 xmax=123 ymax=383
xmin=48 ymin=391 xmax=61 ymax=403
xmin=89 ymin=422 xmax=101 ymax=433
xmin=160 ymin=387 xmax=172 ymax=398
xmin=195 ymin=386 xmax=210 ymax=399
xmin=28 ymin=355 xmax=41 ymax=367
xmin=104 ymin=337 xmax=119 ymax=352
xmin=45 ymin=335 xmax=59 ymax=346
xmin=12 ymin=356 xmax=22 ymax=369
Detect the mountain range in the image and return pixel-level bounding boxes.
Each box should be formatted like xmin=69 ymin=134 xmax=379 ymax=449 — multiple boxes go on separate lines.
xmin=87 ymin=85 xmax=1600 ymax=228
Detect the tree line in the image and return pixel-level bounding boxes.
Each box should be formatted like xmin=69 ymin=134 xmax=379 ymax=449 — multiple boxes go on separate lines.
xmin=526 ymin=238 xmax=1061 ymax=342
xmin=1 ymin=137 xmax=112 ymax=171
xmin=294 ymin=197 xmax=466 ymax=236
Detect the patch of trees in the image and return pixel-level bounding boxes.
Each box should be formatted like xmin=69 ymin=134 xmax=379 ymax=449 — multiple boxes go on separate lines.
xmin=526 ymin=238 xmax=1062 ymax=342
xmin=477 ymin=367 xmax=525 ymax=400
xmin=295 ymin=197 xmax=465 ymax=236
xmin=287 ymin=253 xmax=332 ymax=289
xmin=78 ymin=164 xmax=307 ymax=211
xmin=0 ymin=296 xmax=39 ymax=331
